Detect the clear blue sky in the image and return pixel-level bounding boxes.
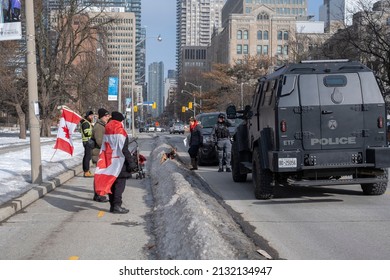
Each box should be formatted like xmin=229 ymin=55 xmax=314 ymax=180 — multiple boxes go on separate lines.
xmin=142 ymin=0 xmax=323 ymax=76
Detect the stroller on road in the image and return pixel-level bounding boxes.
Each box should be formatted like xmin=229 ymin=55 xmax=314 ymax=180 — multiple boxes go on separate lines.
xmin=127 ymin=138 xmax=146 ymax=179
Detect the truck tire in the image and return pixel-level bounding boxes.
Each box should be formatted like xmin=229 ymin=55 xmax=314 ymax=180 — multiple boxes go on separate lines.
xmin=252 ymin=147 xmax=273 ymax=200
xmin=360 ymin=169 xmax=388 ymax=195
xmin=231 ymin=141 xmax=247 ymax=182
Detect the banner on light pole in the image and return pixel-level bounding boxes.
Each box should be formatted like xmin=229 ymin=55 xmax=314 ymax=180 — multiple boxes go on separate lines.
xmin=108 ymin=76 xmax=118 ymax=101
xmin=0 ymin=0 xmax=22 ymax=41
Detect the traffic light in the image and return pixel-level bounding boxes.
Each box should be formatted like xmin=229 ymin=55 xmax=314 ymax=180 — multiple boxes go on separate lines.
xmin=188 ymin=102 xmax=193 ymax=109
xmin=133 ymin=105 xmax=138 ymax=112
xmin=182 ymin=106 xmax=186 ymax=113
xmin=152 ymin=102 xmax=157 ymax=109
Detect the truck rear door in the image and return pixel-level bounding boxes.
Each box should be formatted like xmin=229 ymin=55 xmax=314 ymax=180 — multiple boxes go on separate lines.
xmin=299 ymin=73 xmax=364 ymax=150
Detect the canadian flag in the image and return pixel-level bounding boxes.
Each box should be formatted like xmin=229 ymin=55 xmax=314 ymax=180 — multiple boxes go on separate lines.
xmin=94 ymin=120 xmax=127 ymax=196
xmin=54 ymin=107 xmax=82 ymax=155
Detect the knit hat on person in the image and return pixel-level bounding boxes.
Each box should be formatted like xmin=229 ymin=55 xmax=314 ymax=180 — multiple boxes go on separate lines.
xmin=85 ymin=110 xmax=94 ymax=118
xmin=98 ymin=108 xmax=110 ymax=119
xmin=111 ymin=111 xmax=124 ymax=122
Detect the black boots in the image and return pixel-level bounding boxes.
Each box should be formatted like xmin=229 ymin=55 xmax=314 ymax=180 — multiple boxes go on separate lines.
xmin=93 ymin=193 xmax=108 ymax=202
xmin=110 ymin=205 xmax=129 ymax=214
xmin=190 ymin=158 xmax=198 ymax=170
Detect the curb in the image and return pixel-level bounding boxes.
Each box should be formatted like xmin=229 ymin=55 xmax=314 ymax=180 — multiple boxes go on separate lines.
xmin=0 ymin=165 xmax=83 ymax=222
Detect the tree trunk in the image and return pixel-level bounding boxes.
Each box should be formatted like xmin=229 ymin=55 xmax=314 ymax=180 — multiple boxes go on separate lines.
xmin=15 ymin=103 xmax=26 ymax=139
xmin=41 ymin=118 xmax=53 ymax=137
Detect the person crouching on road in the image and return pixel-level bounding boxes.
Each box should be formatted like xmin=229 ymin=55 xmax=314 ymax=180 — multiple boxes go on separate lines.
xmin=80 ymin=111 xmax=94 ymax=177
xmin=188 ymin=116 xmax=203 ymax=170
xmin=94 ymin=111 xmax=133 ymax=214
xmin=212 ymin=113 xmax=232 ymax=172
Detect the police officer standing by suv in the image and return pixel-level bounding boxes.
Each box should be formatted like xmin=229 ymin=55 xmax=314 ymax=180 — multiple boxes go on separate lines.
xmin=212 ymin=113 xmax=232 ymax=172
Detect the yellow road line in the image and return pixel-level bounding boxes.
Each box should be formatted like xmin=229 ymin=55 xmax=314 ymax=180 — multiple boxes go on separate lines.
xmin=69 ymin=256 xmax=79 ymax=260
xmin=98 ymin=211 xmax=105 ymax=218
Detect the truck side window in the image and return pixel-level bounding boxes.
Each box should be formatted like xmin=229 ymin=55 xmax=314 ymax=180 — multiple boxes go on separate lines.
xmin=262 ymin=80 xmax=275 ymax=107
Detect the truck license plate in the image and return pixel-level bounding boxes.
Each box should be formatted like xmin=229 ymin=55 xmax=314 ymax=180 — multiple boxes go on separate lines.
xmin=278 ymin=158 xmax=297 ymax=168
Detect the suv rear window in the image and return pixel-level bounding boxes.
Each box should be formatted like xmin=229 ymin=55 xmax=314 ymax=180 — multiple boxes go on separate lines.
xmin=198 ymin=114 xmax=219 ymax=128
xmin=323 ymin=75 xmax=347 ymax=87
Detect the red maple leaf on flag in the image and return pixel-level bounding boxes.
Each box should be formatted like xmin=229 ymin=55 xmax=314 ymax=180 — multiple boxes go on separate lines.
xmin=62 ymin=125 xmax=71 ymax=139
xmin=97 ymin=142 xmax=113 ymax=169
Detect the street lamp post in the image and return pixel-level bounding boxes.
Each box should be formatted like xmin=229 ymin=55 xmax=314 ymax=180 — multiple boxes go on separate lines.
xmin=118 ymin=45 xmax=122 ymax=113
xmin=185 ymin=82 xmax=202 ymax=113
xmin=26 ymin=0 xmax=42 ymax=184
xmin=240 ymin=82 xmax=244 ymax=110
xmin=181 ymin=89 xmax=196 ymax=117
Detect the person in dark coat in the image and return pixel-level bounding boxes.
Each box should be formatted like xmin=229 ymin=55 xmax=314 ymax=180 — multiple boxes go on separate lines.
xmin=80 ymin=111 xmax=94 ymax=177
xmin=211 ymin=113 xmax=232 ymax=172
xmin=92 ymin=108 xmax=110 ymax=202
xmin=108 ymin=111 xmax=133 ymax=214
xmin=188 ymin=116 xmax=203 ymax=170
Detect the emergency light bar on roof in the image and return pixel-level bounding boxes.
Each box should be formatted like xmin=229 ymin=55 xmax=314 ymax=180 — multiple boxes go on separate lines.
xmin=300 ymin=59 xmax=350 ymax=64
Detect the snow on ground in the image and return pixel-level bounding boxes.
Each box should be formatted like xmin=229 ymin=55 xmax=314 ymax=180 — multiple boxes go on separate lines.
xmin=0 ymin=129 xmax=84 ymax=205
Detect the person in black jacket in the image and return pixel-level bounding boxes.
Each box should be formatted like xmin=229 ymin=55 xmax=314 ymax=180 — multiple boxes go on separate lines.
xmin=211 ymin=113 xmax=232 ymax=172
xmin=108 ymin=111 xmax=133 ymax=214
xmin=188 ymin=116 xmax=203 ymax=170
xmin=80 ymin=111 xmax=94 ymax=177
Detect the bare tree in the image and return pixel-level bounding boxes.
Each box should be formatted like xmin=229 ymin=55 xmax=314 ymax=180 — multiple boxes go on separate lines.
xmin=319 ymin=0 xmax=390 ymax=90
xmin=0 ymin=40 xmax=28 ymax=138
xmin=201 ymin=56 xmax=272 ymax=111
xmin=33 ymin=0 xmax=113 ymax=136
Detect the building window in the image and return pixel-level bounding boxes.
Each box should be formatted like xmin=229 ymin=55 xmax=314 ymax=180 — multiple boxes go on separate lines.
xmin=243 ymin=44 xmax=249 ymax=54
xmin=243 ymin=30 xmax=249 ymax=40
xmin=257 ymin=30 xmax=262 ymax=40
xmin=237 ymin=45 xmax=242 ymax=54
xmin=257 ymin=45 xmax=262 ymax=54
xmin=277 ymin=45 xmax=282 ymax=54
xmin=277 ymin=31 xmax=283 ymax=40
xmin=283 ymin=45 xmax=289 ymax=55
xmin=237 ymin=30 xmax=242 ymax=40
xmin=263 ymin=30 xmax=269 ymax=40
xmin=263 ymin=45 xmax=269 ymax=55
xmin=257 ymin=12 xmax=269 ymax=20
xmin=278 ymin=30 xmax=289 ymax=41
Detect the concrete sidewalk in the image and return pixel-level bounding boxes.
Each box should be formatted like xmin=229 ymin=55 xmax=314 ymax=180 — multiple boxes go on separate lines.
xmin=0 ymin=167 xmax=153 ymax=259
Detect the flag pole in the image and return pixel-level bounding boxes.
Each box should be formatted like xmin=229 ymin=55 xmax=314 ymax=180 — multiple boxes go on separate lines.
xmin=50 ymin=149 xmax=58 ymax=162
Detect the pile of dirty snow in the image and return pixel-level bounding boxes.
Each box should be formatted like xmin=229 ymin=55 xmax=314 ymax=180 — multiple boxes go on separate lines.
xmin=148 ymin=138 xmax=263 ymax=260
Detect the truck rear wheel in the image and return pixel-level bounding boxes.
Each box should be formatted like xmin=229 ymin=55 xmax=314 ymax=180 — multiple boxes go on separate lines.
xmin=252 ymin=147 xmax=273 ymax=199
xmin=360 ymin=169 xmax=388 ymax=195
xmin=232 ymin=141 xmax=247 ymax=182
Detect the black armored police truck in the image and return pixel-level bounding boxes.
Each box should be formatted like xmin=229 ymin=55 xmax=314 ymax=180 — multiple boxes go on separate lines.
xmin=227 ymin=59 xmax=390 ymax=199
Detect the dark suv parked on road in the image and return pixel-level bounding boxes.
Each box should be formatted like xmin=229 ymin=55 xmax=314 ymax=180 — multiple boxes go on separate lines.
xmin=196 ymin=112 xmax=241 ymax=165
xmin=227 ymin=59 xmax=390 ymax=199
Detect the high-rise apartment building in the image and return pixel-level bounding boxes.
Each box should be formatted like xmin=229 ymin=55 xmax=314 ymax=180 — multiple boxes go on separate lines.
xmin=89 ymin=1 xmax=144 ymax=85
xmin=176 ymin=0 xmax=225 ymax=76
xmin=95 ymin=10 xmax=137 ymax=112
xmin=148 ymin=62 xmax=164 ymax=117
xmin=319 ymin=0 xmax=356 ymax=32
